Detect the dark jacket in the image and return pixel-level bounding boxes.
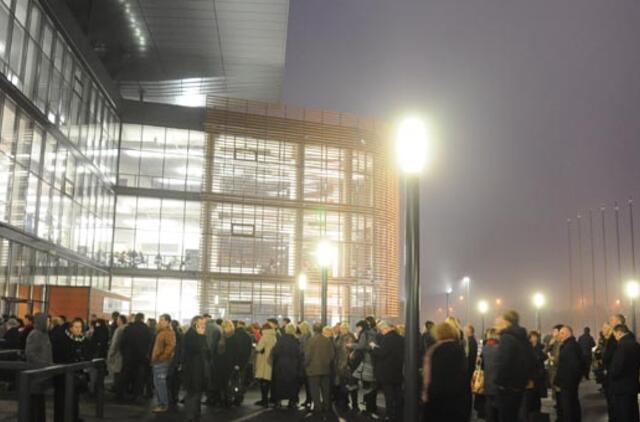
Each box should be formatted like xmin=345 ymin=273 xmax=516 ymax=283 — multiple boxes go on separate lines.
xmin=603 ymin=335 xmax=618 ymax=372
xmin=577 ymin=333 xmax=595 ymax=358
xmin=495 ymin=325 xmax=535 ymax=392
xmin=182 ymin=328 xmax=210 ymax=394
xmin=482 ymin=340 xmax=500 ymax=396
xmin=554 ymin=336 xmax=584 ymax=390
xmin=272 ymin=333 xmax=303 ymax=400
xmin=304 ymin=334 xmax=335 ymax=377
xmin=89 ymin=319 xmax=109 ymax=359
xmin=423 ymin=340 xmax=468 ymax=422
xmin=466 ymin=335 xmax=479 ymax=380
xmin=52 ymin=329 xmax=89 ymax=364
xmin=4 ymin=326 xmax=21 ymax=349
xmin=371 ymin=330 xmax=404 ymax=385
xmin=609 ymin=333 xmax=640 ymax=395
xmin=120 ymin=321 xmax=153 ymax=364
xmin=215 ymin=332 xmax=242 ymax=389
xmin=49 ymin=324 xmax=67 ymax=363
xmin=234 ymin=328 xmax=253 ymax=370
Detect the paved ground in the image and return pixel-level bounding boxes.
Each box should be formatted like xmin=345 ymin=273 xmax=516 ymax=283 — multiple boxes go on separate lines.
xmin=0 ymin=380 xmax=610 ymax=421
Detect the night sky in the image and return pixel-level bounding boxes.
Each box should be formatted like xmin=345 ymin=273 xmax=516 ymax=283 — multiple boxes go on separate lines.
xmin=282 ymin=0 xmax=640 ymax=328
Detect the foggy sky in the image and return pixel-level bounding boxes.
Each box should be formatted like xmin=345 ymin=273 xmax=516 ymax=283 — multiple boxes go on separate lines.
xmin=282 ymin=0 xmax=640 ymax=327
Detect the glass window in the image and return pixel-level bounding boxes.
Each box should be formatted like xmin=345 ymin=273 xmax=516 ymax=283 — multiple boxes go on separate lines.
xmin=0 ymin=3 xmax=10 ymax=64
xmin=9 ymin=23 xmax=25 ymax=81
xmin=15 ymin=0 xmax=28 ymax=26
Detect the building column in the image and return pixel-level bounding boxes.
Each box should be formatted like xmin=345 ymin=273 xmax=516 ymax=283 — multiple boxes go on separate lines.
xmin=294 ymin=143 xmax=305 ymax=320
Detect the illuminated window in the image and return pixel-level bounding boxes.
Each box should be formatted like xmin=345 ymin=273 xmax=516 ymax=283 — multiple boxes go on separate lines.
xmin=231 ymin=223 xmax=255 ymax=237
xmin=233 ymin=148 xmax=257 ymax=162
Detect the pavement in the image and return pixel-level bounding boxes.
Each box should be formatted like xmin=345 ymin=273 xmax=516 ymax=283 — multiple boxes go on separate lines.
xmin=0 ymin=379 xmax=610 ymax=421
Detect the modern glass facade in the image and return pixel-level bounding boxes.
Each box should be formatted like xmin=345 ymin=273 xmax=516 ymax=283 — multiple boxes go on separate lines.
xmin=0 ymin=0 xmax=118 ymax=307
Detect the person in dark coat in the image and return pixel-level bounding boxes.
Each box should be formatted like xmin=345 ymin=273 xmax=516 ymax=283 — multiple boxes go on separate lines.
xmin=422 ymin=322 xmax=468 ymax=422
xmin=120 ymin=313 xmax=152 ymax=401
xmin=51 ymin=318 xmax=89 ymax=422
xmin=272 ymin=323 xmax=303 ymax=408
xmin=554 ymin=326 xmax=584 ymax=422
xmin=215 ymin=320 xmax=242 ymax=407
xmin=524 ymin=331 xmax=548 ymax=416
xmin=234 ymin=321 xmax=253 ymax=372
xmin=183 ymin=316 xmax=210 ymax=422
xmin=481 ymin=329 xmax=500 ymax=422
xmin=610 ymin=324 xmax=640 ymax=422
xmin=89 ymin=318 xmax=109 ymax=359
xmin=464 ymin=324 xmax=479 ymax=420
xmin=604 ymin=314 xmax=626 ymax=421
xmin=19 ymin=315 xmax=34 ymax=350
xmin=3 ymin=318 xmax=21 ymax=349
xmin=167 ymin=319 xmax=183 ymax=406
xmin=25 ymin=313 xmax=52 ymax=422
xmin=577 ymin=327 xmax=595 ymax=380
xmin=370 ymin=321 xmax=404 ymax=422
xmin=493 ymin=310 xmax=536 ymax=422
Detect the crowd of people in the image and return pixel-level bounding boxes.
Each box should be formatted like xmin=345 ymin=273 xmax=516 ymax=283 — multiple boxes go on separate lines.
xmin=0 ymin=308 xmax=639 ymax=422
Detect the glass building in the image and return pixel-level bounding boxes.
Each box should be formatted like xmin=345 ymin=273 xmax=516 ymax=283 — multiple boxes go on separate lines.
xmin=0 ymin=0 xmax=400 ymax=324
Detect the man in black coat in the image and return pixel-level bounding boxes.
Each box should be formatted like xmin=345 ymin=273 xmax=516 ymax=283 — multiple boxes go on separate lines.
xmin=120 ymin=313 xmax=152 ymax=401
xmin=554 ymin=326 xmax=584 ymax=422
xmin=604 ymin=314 xmax=626 ymax=420
xmin=370 ymin=321 xmax=404 ymax=422
xmin=494 ymin=310 xmax=535 ymax=422
xmin=610 ymin=324 xmax=640 ymax=422
xmin=577 ymin=327 xmax=595 ymax=380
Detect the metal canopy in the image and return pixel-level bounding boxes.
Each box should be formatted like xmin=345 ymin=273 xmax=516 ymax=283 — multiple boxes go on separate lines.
xmin=65 ymin=0 xmax=290 ymax=105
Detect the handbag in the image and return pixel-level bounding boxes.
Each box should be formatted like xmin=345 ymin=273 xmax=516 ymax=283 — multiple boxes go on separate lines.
xmin=471 ymin=367 xmax=485 ymax=395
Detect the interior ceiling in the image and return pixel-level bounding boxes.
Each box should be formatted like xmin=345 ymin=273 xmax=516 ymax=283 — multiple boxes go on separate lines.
xmin=65 ymin=0 xmax=290 ymax=105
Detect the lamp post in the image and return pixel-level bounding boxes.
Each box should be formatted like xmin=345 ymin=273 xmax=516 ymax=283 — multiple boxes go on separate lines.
xmin=533 ymin=292 xmax=546 ymax=333
xmin=298 ymin=273 xmax=308 ymax=322
xmin=396 ymin=116 xmax=431 ymax=422
xmin=625 ymin=280 xmax=640 ymax=335
xmin=463 ymin=276 xmax=471 ymax=323
xmin=446 ymin=287 xmax=452 ymax=317
xmin=477 ymin=300 xmax=489 ymax=335
xmin=315 ymin=240 xmax=335 ymax=326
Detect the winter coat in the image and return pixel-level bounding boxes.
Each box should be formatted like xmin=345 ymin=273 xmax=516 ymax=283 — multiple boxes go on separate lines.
xmin=89 ymin=320 xmax=109 ymax=359
xmin=422 ymin=340 xmax=468 ymax=422
xmin=352 ymin=328 xmax=376 ymax=382
xmin=272 ymin=334 xmax=303 ymax=400
xmin=466 ymin=335 xmax=479 ymax=382
xmin=234 ymin=328 xmax=253 ymax=370
xmin=481 ymin=340 xmax=500 ymax=396
xmin=215 ymin=332 xmax=242 ymax=389
xmin=49 ymin=324 xmax=67 ymax=363
xmin=3 ymin=326 xmax=21 ymax=349
xmin=120 ymin=321 xmax=153 ymax=364
xmin=334 ymin=332 xmax=356 ymax=381
xmin=494 ymin=325 xmax=535 ymax=392
xmin=305 ymin=334 xmax=335 ymax=377
xmin=255 ymin=328 xmax=277 ymax=380
xmin=371 ymin=330 xmax=404 ymax=385
xmin=609 ymin=333 xmax=640 ymax=395
xmin=151 ymin=326 xmax=176 ymax=364
xmin=182 ymin=327 xmax=211 ymax=394
xmin=25 ymin=313 xmax=53 ymax=368
xmin=205 ymin=320 xmax=221 ymax=356
xmin=107 ymin=324 xmax=127 ymax=374
xmin=578 ymin=333 xmax=595 ymax=358
xmin=52 ymin=330 xmax=89 ymax=364
xmin=554 ymin=336 xmax=584 ymax=390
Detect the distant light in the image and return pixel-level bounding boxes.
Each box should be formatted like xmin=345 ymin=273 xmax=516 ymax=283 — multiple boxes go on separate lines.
xmin=446 ymin=287 xmax=452 ymax=294
xmin=459 ymin=295 xmax=464 ymax=301
xmin=495 ymin=298 xmax=502 ymax=306
xmin=626 ymin=280 xmax=640 ymax=300
xmin=616 ymin=299 xmax=621 ymax=306
xmin=298 ymin=273 xmax=308 ymax=291
xmin=315 ymin=240 xmax=337 ymax=268
xmin=395 ymin=117 xmax=432 ymax=174
xmin=462 ymin=276 xmax=470 ymax=285
xmin=477 ymin=300 xmax=489 ymax=314
xmin=532 ymin=292 xmax=546 ymax=309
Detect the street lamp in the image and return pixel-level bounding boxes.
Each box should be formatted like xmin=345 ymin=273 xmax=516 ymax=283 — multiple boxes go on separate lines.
xmin=396 ymin=116 xmax=431 ymax=422
xmin=463 ymin=276 xmax=471 ymax=323
xmin=446 ymin=287 xmax=453 ymax=317
xmin=477 ymin=300 xmax=489 ymax=335
xmin=315 ymin=239 xmax=336 ymax=327
xmin=533 ymin=292 xmax=546 ymax=333
xmin=298 ymin=273 xmax=308 ymax=322
xmin=625 ymin=280 xmax=640 ymax=334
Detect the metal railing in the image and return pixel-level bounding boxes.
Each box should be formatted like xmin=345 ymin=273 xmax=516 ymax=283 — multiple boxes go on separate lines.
xmin=0 ymin=358 xmax=105 ymax=422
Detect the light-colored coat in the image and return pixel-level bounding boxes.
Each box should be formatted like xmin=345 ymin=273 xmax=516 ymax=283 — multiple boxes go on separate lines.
xmin=255 ymin=328 xmax=277 ymax=380
xmin=107 ymin=324 xmax=127 ymax=374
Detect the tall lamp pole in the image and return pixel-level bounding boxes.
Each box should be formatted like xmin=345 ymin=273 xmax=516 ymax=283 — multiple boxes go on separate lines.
xmin=316 ymin=240 xmax=336 ymax=327
xmin=298 ymin=273 xmax=307 ymax=322
xmin=396 ymin=117 xmax=431 ymax=422
xmin=477 ymin=300 xmax=489 ymax=336
xmin=463 ymin=276 xmax=471 ymax=323
xmin=625 ymin=280 xmax=639 ymax=335
xmin=533 ymin=292 xmax=546 ymax=333
xmin=446 ymin=287 xmax=452 ymax=317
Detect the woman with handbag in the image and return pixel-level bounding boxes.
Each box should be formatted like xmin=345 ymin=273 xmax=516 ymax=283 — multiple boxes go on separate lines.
xmin=422 ymin=322 xmax=468 ymax=422
xmin=481 ymin=328 xmax=501 ymax=422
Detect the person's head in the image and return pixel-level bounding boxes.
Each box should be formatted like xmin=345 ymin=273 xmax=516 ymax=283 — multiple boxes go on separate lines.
xmin=134 ymin=313 xmax=145 ymax=323
xmin=221 ymin=320 xmax=235 ymax=337
xmin=215 ymin=318 xmax=223 ymax=326
xmin=610 ymin=314 xmax=626 ymax=327
xmin=355 ymin=320 xmax=366 ymax=335
xmin=424 ymin=321 xmax=434 ymax=333
xmin=339 ymin=322 xmax=350 ymax=336
xmin=312 ymin=322 xmax=323 ymax=335
xmin=298 ymin=321 xmax=311 ymax=336
xmin=583 ymin=326 xmax=591 ymax=335
xmin=117 ymin=315 xmax=127 ymax=327
xmin=50 ymin=317 xmax=63 ymax=328
xmin=395 ymin=324 xmax=405 ymax=336
xmin=111 ymin=311 xmax=120 ymax=321
xmin=559 ymin=325 xmax=573 ymax=342
xmin=322 ymin=326 xmax=334 ymax=338
xmin=613 ymin=324 xmax=630 ymax=341
xmin=281 ymin=317 xmax=291 ymax=327
xmin=444 ymin=316 xmax=462 ymax=334
xmin=485 ymin=328 xmax=499 ymax=342
xmin=285 ymin=323 xmax=297 ymax=336
xmin=552 ymin=324 xmax=564 ymax=339
xmin=202 ymin=314 xmax=212 ymax=321
xmin=159 ymin=314 xmax=171 ymax=330
xmin=495 ymin=310 xmax=519 ymax=333
xmin=236 ymin=320 xmax=246 ymax=329
xmin=365 ymin=316 xmax=377 ymax=330
xmin=333 ymin=323 xmax=341 ymax=336
xmin=192 ymin=316 xmax=205 ymax=334
xmin=601 ymin=322 xmax=612 ymax=338
xmin=267 ymin=318 xmax=278 ymax=329
xmin=90 ymin=314 xmax=97 ymax=323
xmin=529 ymin=331 xmax=541 ymax=346
xmin=434 ymin=322 xmax=460 ymax=342
xmin=24 ymin=315 xmax=34 ymax=326
xmin=69 ymin=318 xmax=84 ymax=336
xmin=33 ymin=313 xmax=48 ymax=332
xmin=261 ymin=322 xmax=272 ymax=331
xmin=377 ymin=321 xmax=393 ymax=335
xmin=464 ymin=325 xmax=475 ymax=338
